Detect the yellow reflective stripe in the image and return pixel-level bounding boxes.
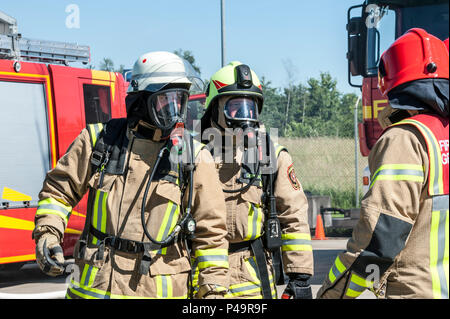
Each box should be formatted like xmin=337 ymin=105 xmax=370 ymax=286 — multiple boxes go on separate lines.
xmin=346 ymin=288 xmax=362 ymax=298
xmin=238 ymin=256 xmax=277 ymax=299
xmin=281 ymin=233 xmax=311 ymax=240
xmin=430 ymin=196 xmax=449 ymax=299
xmin=191 ymin=257 xmax=200 ymax=294
xmin=36 ymin=198 xmax=72 ymax=222
xmin=225 ymin=282 xmax=262 ymax=298
xmin=328 ymin=256 xmax=347 ymax=284
xmin=80 ymin=264 xmax=99 ymax=288
xmin=244 ymin=203 xmax=263 ymax=241
xmin=393 ymin=119 xmax=444 ymax=195
xmin=282 ymin=244 xmax=313 ymax=252
xmin=156 ymin=275 xmax=173 ymax=298
xmin=195 ymin=248 xmax=228 ymax=257
xmin=80 ymin=264 xmax=89 ymax=287
xmin=91 ymin=190 xmax=108 ymax=245
xmin=194 ymin=249 xmax=229 ymax=269
xmin=154 ymin=201 xmax=180 ymax=255
xmin=193 ymin=140 xmax=205 ymax=158
xmin=370 ymin=164 xmax=425 ymax=189
xmin=281 ymin=233 xmax=312 ymax=251
xmin=69 ymin=278 xmax=187 ymax=299
xmin=87 ymin=123 xmax=104 ymax=148
xmin=345 ymin=272 xmax=373 ymax=298
xmin=214 ymin=286 xmax=228 ymax=293
xmin=274 ymin=143 xmax=286 ymax=157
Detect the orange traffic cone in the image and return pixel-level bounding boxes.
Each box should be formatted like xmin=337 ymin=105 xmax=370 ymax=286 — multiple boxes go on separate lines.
xmin=313 ymin=214 xmax=328 ymax=240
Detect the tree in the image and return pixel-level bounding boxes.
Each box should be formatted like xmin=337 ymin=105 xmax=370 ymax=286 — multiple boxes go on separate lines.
xmin=260 ymin=71 xmax=359 ymax=138
xmin=174 ymin=49 xmax=201 ymax=75
xmin=99 ymin=57 xmax=115 ymax=72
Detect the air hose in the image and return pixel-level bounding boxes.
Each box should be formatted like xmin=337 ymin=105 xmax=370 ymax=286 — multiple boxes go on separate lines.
xmin=223 ymin=127 xmax=263 ymax=194
xmin=140 ymin=139 xmax=195 ymax=246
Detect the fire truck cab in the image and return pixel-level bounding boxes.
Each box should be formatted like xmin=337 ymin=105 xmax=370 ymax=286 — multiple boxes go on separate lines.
xmin=0 ymin=10 xmax=127 ymax=269
xmin=347 ymin=0 xmax=449 ymax=156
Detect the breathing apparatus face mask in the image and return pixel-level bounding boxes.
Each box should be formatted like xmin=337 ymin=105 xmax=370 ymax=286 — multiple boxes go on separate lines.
xmin=223 ymin=97 xmax=259 ymax=130
xmin=147 ymin=88 xmax=189 ymax=131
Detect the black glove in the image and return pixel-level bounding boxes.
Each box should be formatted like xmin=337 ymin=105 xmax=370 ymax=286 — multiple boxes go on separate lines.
xmin=282 ymin=273 xmax=313 ymax=299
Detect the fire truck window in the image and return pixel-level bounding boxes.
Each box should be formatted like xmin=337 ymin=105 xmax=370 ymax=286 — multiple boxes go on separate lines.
xmin=83 ymin=84 xmax=111 ymax=124
xmin=366 ymin=6 xmax=396 ymax=76
xmin=0 ymin=81 xmax=50 ymax=208
xmin=186 ymin=99 xmax=205 ymax=132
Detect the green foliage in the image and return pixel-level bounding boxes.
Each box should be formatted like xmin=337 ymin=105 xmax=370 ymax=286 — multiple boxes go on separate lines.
xmin=174 ymin=49 xmax=201 ymax=75
xmin=99 ymin=57 xmax=115 ymax=72
xmin=260 ymin=72 xmax=361 ymax=138
xmin=305 ymin=186 xmax=361 ymax=209
xmin=99 ymin=57 xmax=126 ymax=73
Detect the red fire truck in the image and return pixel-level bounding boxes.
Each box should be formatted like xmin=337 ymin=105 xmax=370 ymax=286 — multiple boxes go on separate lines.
xmin=0 ymin=11 xmax=128 ymax=270
xmin=0 ymin=10 xmax=206 ymax=271
xmin=346 ymin=0 xmax=448 ymax=193
xmin=347 ymin=0 xmax=448 ymax=156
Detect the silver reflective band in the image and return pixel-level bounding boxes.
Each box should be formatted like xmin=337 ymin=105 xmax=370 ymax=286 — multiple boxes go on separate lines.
xmin=132 ymin=71 xmax=187 ymax=81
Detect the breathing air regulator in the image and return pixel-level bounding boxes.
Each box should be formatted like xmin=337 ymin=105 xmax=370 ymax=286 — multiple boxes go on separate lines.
xmin=140 ymin=121 xmax=197 ymax=246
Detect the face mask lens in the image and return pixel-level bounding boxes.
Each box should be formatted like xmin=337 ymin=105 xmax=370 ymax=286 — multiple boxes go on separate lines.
xmin=224 ymin=97 xmax=258 ymax=121
xmin=148 ymin=89 xmax=188 ymax=129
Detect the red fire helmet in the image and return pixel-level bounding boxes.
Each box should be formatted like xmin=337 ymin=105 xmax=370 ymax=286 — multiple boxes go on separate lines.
xmin=378 ymin=28 xmax=449 ymax=96
xmin=444 ymin=38 xmax=449 ymax=51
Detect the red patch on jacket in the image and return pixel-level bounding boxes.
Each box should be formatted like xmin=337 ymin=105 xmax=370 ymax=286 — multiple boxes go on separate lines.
xmin=287 ymin=164 xmax=300 ymax=190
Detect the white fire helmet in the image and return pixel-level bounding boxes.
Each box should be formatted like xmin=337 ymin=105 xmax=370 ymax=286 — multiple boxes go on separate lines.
xmin=127 ymin=51 xmax=194 ymax=93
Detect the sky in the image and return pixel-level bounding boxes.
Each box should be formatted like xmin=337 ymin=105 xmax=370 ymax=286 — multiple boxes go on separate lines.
xmin=1 ymin=0 xmax=366 ymax=94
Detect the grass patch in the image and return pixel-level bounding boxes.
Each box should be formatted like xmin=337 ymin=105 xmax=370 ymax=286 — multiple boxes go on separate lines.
xmin=277 ymin=137 xmax=368 ymax=208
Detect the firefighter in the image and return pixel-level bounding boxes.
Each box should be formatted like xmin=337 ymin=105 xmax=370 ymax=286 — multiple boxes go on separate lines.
xmin=317 ymin=28 xmax=449 ymax=299
xmin=32 ymin=51 xmax=229 ymax=299
xmin=194 ymin=61 xmax=314 ymax=299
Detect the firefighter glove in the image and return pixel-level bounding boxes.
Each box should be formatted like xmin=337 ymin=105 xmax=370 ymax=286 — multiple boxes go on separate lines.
xmin=283 ymin=273 xmax=313 ymax=299
xmin=35 ymin=231 xmax=65 ymax=276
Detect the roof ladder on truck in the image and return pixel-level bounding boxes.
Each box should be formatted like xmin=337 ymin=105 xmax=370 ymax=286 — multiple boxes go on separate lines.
xmin=0 ymin=9 xmax=90 ymax=65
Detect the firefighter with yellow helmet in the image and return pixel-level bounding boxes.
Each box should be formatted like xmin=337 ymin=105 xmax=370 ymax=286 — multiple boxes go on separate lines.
xmin=32 ymin=51 xmax=229 ymax=299
xmin=317 ymin=29 xmax=449 ymax=299
xmin=194 ymin=61 xmax=314 ymax=299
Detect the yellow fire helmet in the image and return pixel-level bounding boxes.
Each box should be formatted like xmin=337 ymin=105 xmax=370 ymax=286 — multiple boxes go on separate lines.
xmin=202 ymin=61 xmax=263 ymax=129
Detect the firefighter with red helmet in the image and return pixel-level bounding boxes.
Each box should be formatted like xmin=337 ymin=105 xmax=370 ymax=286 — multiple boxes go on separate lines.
xmin=194 ymin=61 xmax=314 ymax=299
xmin=32 ymin=51 xmax=229 ymax=299
xmin=317 ymin=28 xmax=449 ymax=299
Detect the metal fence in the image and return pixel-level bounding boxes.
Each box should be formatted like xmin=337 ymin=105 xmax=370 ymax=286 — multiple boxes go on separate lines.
xmin=278 ymin=136 xmax=368 ymax=209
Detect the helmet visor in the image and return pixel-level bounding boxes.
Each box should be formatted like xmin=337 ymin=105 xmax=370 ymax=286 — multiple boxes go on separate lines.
xmin=224 ymin=97 xmax=258 ymax=122
xmin=147 ymin=89 xmax=189 ymax=129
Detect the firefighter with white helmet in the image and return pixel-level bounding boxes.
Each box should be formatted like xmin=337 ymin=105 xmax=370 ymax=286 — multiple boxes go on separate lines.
xmin=317 ymin=29 xmax=449 ymax=299
xmin=195 ymin=61 xmax=314 ymax=299
xmin=32 ymin=51 xmax=229 ymax=299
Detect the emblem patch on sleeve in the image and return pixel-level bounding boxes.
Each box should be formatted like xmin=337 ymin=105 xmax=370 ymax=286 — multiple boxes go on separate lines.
xmin=287 ymin=164 xmax=300 ymax=190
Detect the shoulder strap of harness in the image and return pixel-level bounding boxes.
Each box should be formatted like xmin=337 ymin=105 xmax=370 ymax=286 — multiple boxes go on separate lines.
xmin=75 ymin=119 xmax=128 ymax=260
xmin=87 ymin=118 xmax=129 ymax=175
xmin=262 ymin=135 xmax=288 ymax=287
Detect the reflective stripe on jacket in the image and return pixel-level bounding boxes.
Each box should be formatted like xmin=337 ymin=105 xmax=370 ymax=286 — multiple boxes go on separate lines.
xmin=35 ymin=120 xmax=229 ymax=299
xmin=317 ymin=113 xmax=449 ymax=299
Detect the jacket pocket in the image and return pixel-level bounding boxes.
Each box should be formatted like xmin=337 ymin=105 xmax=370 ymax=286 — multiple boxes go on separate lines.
xmin=73 ymin=242 xmax=109 ymax=288
xmin=240 ymin=186 xmax=264 ymax=241
xmin=149 ymin=255 xmax=192 ymax=275
xmin=150 ymin=180 xmax=183 ymax=255
xmin=240 ymin=185 xmax=263 ymax=206
xmin=155 ymin=179 xmax=182 ymax=205
xmin=88 ymin=171 xmax=117 ymax=192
